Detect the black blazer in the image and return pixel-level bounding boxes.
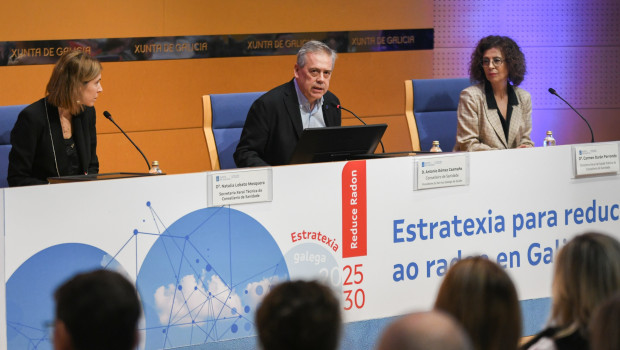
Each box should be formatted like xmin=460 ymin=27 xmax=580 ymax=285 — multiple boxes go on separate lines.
xmin=8 ymin=97 xmax=99 ymax=187
xmin=520 ymin=327 xmax=588 ymax=350
xmin=234 ymin=79 xmax=341 ymax=167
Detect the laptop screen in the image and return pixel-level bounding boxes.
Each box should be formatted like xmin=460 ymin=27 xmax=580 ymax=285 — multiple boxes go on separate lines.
xmin=288 ymin=124 xmax=387 ymax=165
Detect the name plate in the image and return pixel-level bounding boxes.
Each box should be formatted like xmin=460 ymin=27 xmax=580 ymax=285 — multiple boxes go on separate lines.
xmin=414 ymin=154 xmax=469 ymax=190
xmin=207 ymin=168 xmax=273 ymax=206
xmin=573 ymin=143 xmax=620 ymax=177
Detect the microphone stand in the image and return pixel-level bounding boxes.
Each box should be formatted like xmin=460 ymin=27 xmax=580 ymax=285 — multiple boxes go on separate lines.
xmin=548 ymin=88 xmax=594 ymax=143
xmin=103 ymin=111 xmax=152 ymax=171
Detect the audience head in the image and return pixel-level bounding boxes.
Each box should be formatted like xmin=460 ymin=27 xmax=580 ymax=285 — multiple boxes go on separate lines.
xmin=589 ymin=293 xmax=620 ymax=350
xmin=46 ymin=50 xmax=103 ymax=115
xmin=255 ymin=280 xmax=341 ymax=350
xmin=550 ymin=232 xmax=620 ymax=335
xmin=434 ymin=256 xmax=521 ymax=350
xmin=377 ymin=310 xmax=473 ymax=350
xmin=469 ymin=35 xmax=526 ymax=86
xmin=53 ymin=269 xmax=141 ymax=350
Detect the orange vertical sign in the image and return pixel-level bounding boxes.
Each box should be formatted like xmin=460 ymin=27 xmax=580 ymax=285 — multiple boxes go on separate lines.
xmin=342 ymin=160 xmax=367 ymax=258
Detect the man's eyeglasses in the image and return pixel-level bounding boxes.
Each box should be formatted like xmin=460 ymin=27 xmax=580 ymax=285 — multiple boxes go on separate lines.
xmin=482 ymin=57 xmax=505 ymax=67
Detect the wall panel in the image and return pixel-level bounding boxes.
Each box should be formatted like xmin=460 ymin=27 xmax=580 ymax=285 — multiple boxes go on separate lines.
xmin=0 ymin=0 xmax=433 ymax=173
xmin=98 ymin=129 xmax=209 ymax=174
xmin=97 ymin=50 xmax=432 ymax=132
xmin=164 ymin=0 xmax=433 ymax=35
xmin=0 ymin=1 xmax=165 ymax=41
xmin=434 ymin=0 xmax=620 ymax=145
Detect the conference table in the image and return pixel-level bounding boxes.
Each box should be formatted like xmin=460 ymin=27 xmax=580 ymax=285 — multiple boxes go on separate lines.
xmin=1 ymin=142 xmax=619 ymax=350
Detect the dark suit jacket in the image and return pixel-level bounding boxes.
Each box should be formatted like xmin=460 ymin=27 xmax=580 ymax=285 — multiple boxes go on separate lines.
xmin=234 ymin=79 xmax=341 ymax=167
xmin=8 ymin=97 xmax=99 ymax=187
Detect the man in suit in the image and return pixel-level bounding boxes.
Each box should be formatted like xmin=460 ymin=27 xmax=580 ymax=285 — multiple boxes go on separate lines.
xmin=234 ymin=40 xmax=341 ymax=167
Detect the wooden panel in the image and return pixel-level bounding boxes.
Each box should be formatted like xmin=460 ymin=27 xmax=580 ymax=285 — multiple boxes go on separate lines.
xmin=0 ymin=1 xmax=165 ymax=41
xmin=1 ymin=51 xmax=429 ymax=173
xmin=94 ymin=56 xmax=296 ymax=133
xmin=0 ymin=0 xmax=434 ymax=174
xmin=0 ymin=0 xmax=432 ymax=41
xmin=0 ymin=65 xmax=52 ymax=105
xmin=333 ymin=51 xmax=433 ymax=117
xmin=98 ymin=128 xmax=210 ymax=173
xmin=164 ymin=0 xmax=433 ymax=35
xmin=93 ymin=50 xmax=433 ymax=134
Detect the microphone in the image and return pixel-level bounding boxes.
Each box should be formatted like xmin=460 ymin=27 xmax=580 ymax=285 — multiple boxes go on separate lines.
xmin=548 ymin=88 xmax=594 ymax=143
xmin=332 ymin=103 xmax=385 ymax=153
xmin=103 ymin=111 xmax=152 ymax=171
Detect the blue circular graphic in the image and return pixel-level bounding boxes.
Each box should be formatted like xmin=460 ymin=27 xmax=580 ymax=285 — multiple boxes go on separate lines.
xmin=6 ymin=243 xmax=125 ymax=350
xmin=136 ymin=206 xmax=289 ymax=349
xmin=284 ymin=242 xmax=342 ymax=294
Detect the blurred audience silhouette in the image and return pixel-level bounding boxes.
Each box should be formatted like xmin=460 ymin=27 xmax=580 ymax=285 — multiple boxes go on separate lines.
xmin=53 ymin=269 xmax=141 ymax=350
xmin=522 ymin=232 xmax=620 ymax=350
xmin=377 ymin=310 xmax=473 ymax=350
xmin=256 ymin=280 xmax=341 ymax=350
xmin=435 ymin=256 xmax=522 ymax=350
xmin=589 ymin=292 xmax=620 ymax=350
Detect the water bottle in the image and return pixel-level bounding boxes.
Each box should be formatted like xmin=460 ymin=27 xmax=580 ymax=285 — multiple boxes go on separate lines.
xmin=543 ymin=131 xmax=556 ymax=147
xmin=430 ymin=140 xmax=442 ymax=153
xmin=149 ymin=160 xmax=163 ymax=174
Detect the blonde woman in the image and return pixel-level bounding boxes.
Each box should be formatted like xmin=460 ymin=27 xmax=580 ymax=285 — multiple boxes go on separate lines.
xmin=8 ymin=51 xmax=102 ymax=186
xmin=522 ymin=232 xmax=620 ymax=350
xmin=589 ymin=293 xmax=620 ymax=350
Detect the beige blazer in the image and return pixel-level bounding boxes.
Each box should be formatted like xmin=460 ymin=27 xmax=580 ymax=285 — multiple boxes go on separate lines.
xmin=454 ymin=83 xmax=534 ymax=151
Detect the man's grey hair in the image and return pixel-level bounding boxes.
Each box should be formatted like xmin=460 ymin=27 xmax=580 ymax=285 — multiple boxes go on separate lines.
xmin=296 ymin=40 xmax=337 ymax=68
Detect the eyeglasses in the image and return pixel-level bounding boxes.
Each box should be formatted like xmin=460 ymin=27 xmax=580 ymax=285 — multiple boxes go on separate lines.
xmin=481 ymin=57 xmax=505 ymax=67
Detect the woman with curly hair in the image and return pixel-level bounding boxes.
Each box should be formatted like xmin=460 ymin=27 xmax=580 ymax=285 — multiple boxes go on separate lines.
xmin=454 ymin=35 xmax=534 ymax=151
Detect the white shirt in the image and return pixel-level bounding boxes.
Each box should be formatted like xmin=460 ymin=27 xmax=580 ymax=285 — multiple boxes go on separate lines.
xmin=528 ymin=337 xmax=557 ymax=350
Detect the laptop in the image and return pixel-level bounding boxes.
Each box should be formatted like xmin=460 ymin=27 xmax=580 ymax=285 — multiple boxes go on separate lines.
xmin=288 ymin=124 xmax=387 ymax=165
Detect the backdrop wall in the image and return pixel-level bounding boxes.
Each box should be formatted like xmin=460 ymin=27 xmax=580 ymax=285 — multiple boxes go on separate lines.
xmin=0 ymin=0 xmax=618 ymax=174
xmin=0 ymin=0 xmax=433 ymax=173
xmin=433 ymin=0 xmax=620 ymax=146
